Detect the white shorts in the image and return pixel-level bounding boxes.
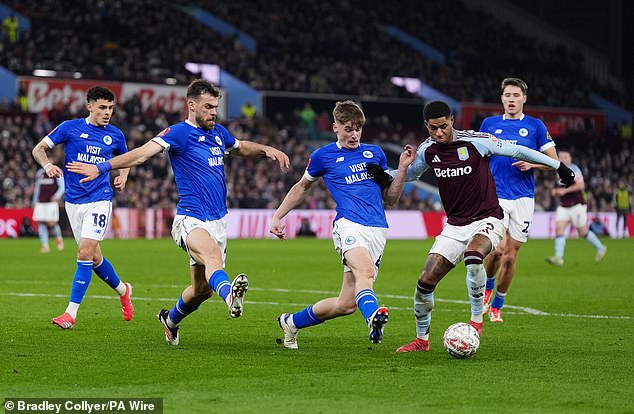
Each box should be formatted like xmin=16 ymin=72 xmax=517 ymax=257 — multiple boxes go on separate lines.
xmin=332 ymin=217 xmax=387 ymax=278
xmin=499 ymin=197 xmax=535 ymax=243
xmin=172 ymin=215 xmax=227 ymax=266
xmin=65 ymin=200 xmax=112 ymax=242
xmin=556 ymin=204 xmax=587 ymax=228
xmin=430 ymin=216 xmax=505 ymax=266
xmin=33 ymin=202 xmax=59 ymax=223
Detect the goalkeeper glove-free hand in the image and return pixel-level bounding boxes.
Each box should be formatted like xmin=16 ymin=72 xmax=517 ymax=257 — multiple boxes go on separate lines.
xmin=556 ymin=163 xmax=575 ymax=187
xmin=366 ymin=163 xmax=393 ymax=189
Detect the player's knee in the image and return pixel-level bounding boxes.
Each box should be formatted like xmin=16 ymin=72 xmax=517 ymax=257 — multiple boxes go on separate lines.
xmin=77 ymin=247 xmax=95 ymax=261
xmin=492 ymin=245 xmax=504 ymax=257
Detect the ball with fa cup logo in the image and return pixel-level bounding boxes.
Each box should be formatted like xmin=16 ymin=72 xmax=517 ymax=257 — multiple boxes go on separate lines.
xmin=442 ymin=322 xmax=480 ymax=359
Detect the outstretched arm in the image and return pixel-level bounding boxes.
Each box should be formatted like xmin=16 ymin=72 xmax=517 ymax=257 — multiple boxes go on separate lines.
xmin=32 ymin=140 xmax=63 ymax=178
xmin=66 ymin=140 xmax=163 ymax=183
xmin=270 ymin=176 xmax=315 ymax=239
xmin=472 ymin=137 xmax=575 ymax=186
xmin=234 ymin=140 xmax=290 ymax=170
xmin=512 ymin=146 xmax=558 ymax=171
xmin=384 ymin=145 xmax=416 ymax=206
xmin=112 ymin=167 xmax=131 ymax=192
xmin=553 ymin=168 xmax=585 ymax=196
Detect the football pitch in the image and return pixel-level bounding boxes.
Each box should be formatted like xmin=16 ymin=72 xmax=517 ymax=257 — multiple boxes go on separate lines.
xmin=1 ymin=237 xmax=632 ymax=413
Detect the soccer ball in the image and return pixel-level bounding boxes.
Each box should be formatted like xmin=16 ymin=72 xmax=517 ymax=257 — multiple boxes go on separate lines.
xmin=442 ymin=322 xmax=480 ymax=359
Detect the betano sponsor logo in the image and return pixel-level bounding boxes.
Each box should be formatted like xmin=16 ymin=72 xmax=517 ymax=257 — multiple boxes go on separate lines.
xmin=434 ymin=165 xmax=472 ymax=178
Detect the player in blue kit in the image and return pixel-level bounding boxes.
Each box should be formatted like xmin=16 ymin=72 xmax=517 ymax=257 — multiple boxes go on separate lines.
xmin=479 ymin=78 xmax=559 ymax=323
xmin=32 ymin=86 xmax=134 ymax=329
xmin=389 ymin=101 xmax=574 ymax=352
xmin=68 ymin=79 xmax=290 ymax=345
xmin=270 ymin=100 xmax=414 ymax=349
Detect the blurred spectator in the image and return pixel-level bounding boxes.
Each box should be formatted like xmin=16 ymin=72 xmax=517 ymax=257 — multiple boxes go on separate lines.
xmin=613 ymin=179 xmax=631 ymax=238
xmin=241 ymin=101 xmax=256 ymax=120
xmin=1 ymin=14 xmax=18 ymax=44
xmin=297 ymin=217 xmax=316 ymax=237
xmin=299 ymin=103 xmax=317 ymax=140
xmin=588 ymin=216 xmax=610 ymax=238
xmin=621 ymin=122 xmax=632 ymax=141
xmin=19 ymin=217 xmax=36 ymax=237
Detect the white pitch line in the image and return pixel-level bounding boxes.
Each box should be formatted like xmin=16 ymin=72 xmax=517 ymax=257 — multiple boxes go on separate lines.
xmin=0 ymin=279 xmax=561 ymax=312
xmin=0 ymin=290 xmax=631 ymax=320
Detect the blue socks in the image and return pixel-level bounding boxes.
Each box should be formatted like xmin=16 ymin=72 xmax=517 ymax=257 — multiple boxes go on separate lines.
xmin=168 ymin=295 xmax=200 ymax=325
xmin=355 ymin=288 xmax=379 ymax=324
xmin=491 ymin=291 xmax=506 ymax=310
xmin=486 ymin=276 xmax=496 ymax=291
xmin=69 ymin=260 xmax=93 ymax=304
xmin=93 ymin=257 xmax=121 ymax=289
xmin=208 ymin=269 xmax=231 ymax=303
xmin=291 ymin=305 xmax=323 ymax=329
xmin=166 ymin=269 xmax=233 ymax=326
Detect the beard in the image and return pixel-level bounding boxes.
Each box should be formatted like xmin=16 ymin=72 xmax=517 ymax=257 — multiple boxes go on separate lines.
xmin=196 ymin=115 xmax=215 ymax=130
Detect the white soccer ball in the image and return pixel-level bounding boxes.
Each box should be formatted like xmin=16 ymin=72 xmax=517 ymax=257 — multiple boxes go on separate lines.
xmin=442 ymin=322 xmax=480 ymax=359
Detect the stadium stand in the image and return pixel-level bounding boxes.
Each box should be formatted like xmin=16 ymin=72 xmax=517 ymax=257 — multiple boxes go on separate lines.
xmin=2 ymin=0 xmax=630 ymax=108
xmin=1 ymin=101 xmax=632 ymax=214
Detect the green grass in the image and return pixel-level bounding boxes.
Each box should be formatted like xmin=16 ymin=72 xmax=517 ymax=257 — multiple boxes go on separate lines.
xmin=1 ymin=237 xmax=632 ymax=413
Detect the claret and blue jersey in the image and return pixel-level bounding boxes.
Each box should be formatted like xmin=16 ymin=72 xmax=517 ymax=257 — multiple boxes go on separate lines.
xmin=480 ymin=114 xmax=555 ymax=199
xmin=151 ymin=120 xmax=239 ymax=222
xmin=305 ymin=142 xmax=388 ymax=228
xmin=45 ymin=118 xmax=128 ymax=204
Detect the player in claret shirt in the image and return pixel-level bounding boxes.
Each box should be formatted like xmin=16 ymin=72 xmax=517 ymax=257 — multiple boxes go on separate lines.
xmin=31 ymin=86 xmax=134 ymax=329
xmin=546 ymin=150 xmax=607 ymax=266
xmin=384 ymin=101 xmax=575 ymax=352
xmin=270 ymin=100 xmax=414 ymax=349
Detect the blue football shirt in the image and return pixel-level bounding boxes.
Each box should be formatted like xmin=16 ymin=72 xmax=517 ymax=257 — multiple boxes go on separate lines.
xmin=480 ymin=114 xmax=555 ymax=199
xmin=306 ymin=142 xmax=388 ymax=228
xmin=152 ymin=120 xmax=238 ymax=221
xmin=44 ymin=118 xmax=128 ymax=204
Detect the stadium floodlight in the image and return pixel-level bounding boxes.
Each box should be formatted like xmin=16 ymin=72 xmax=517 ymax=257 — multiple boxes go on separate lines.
xmin=32 ymin=69 xmax=57 ymax=77
xmin=165 ymin=78 xmax=177 ymax=85
xmin=391 ymin=76 xmax=421 ymax=94
xmin=185 ymin=62 xmax=220 ymax=84
xmin=73 ymin=72 xmax=82 ymax=79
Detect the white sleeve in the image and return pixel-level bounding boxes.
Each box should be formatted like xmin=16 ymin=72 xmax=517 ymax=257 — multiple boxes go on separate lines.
xmin=303 ymin=169 xmax=318 ymax=182
xmin=226 ymin=138 xmax=240 ymax=152
xmin=406 ymin=147 xmax=430 ymax=181
xmin=42 ymin=137 xmax=55 ymax=148
xmin=151 ymin=137 xmax=170 ymax=150
xmin=468 ymin=137 xmax=560 ymax=170
xmin=388 ymin=141 xmax=430 ymax=181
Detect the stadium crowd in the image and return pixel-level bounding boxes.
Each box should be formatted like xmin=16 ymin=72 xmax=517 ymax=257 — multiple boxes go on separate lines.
xmin=1 ymin=0 xmax=632 ymax=217
xmin=2 ymin=0 xmax=630 ymax=109
xmin=1 ymin=98 xmax=632 ymax=216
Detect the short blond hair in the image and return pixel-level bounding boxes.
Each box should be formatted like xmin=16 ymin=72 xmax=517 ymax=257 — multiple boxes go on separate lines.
xmin=333 ymin=100 xmax=365 ymax=128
